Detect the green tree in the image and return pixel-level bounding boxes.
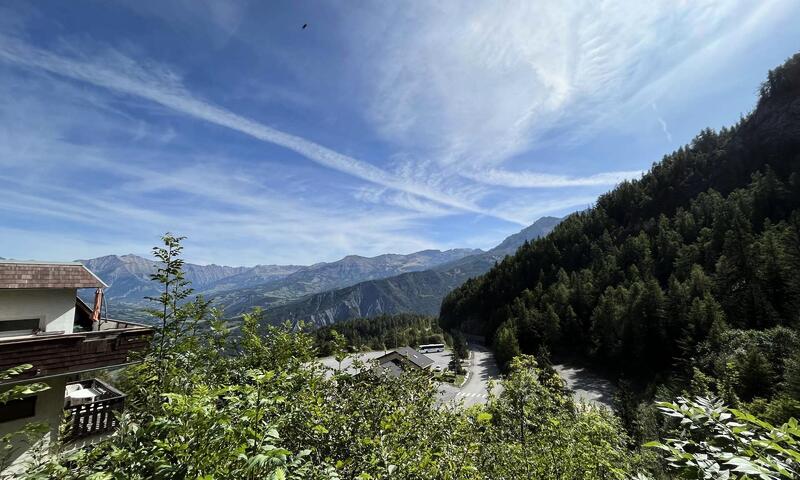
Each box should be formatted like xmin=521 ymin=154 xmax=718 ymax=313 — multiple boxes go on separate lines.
xmin=736 ymin=347 xmax=775 ymax=401
xmin=493 ymin=320 xmax=521 ymax=367
xmin=452 ymin=331 xmax=469 ymax=359
xmin=330 ymin=330 xmax=348 ymax=371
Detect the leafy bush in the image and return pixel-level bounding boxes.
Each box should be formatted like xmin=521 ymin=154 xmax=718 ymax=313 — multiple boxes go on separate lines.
xmin=24 ymin=235 xmax=638 ymax=479
xmin=647 ymin=396 xmax=800 ymax=479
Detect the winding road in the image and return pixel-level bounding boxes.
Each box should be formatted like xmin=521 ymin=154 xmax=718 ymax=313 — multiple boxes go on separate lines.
xmin=437 ymin=343 xmax=502 ymax=406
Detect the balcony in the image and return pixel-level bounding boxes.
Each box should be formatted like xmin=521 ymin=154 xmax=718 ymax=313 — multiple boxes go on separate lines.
xmin=0 ymin=319 xmax=153 ymax=385
xmin=63 ymin=379 xmax=125 ymax=441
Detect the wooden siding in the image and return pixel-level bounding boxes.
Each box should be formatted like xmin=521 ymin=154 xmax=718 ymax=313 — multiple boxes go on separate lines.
xmin=0 ymin=327 xmax=152 ymax=384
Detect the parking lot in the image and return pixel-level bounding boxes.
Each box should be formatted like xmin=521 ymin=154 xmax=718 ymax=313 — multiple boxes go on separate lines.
xmin=316 ymin=344 xmax=502 ymax=407
xmin=316 ymin=346 xmax=616 ymax=409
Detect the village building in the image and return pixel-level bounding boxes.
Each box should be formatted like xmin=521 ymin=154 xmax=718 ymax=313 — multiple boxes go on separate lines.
xmin=373 ymin=346 xmax=434 ymax=377
xmin=0 ymin=261 xmax=153 ymax=473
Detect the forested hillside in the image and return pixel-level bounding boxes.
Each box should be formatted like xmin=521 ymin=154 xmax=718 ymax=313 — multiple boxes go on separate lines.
xmin=441 ymin=54 xmax=800 ymax=408
xmin=313 ymin=314 xmax=445 ymax=355
xmin=16 ymin=234 xmax=800 ymax=479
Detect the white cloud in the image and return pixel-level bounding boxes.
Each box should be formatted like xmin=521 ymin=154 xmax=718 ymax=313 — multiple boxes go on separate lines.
xmin=0 ymin=87 xmax=448 ymax=265
xmin=351 ymin=1 xmax=777 ymax=167
xmin=462 ymin=169 xmax=643 ymax=189
xmin=1 ymin=1 xmax=790 ymax=266
xmin=0 ymin=34 xmax=507 ymax=222
xmin=490 ymin=195 xmax=598 ymax=226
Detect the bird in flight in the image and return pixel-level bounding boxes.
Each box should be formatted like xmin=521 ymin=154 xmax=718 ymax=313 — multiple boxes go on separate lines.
xmin=302 ymin=23 xmax=308 ymax=29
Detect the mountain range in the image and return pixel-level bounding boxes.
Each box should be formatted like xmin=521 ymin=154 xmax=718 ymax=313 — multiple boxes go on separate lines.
xmin=77 ymin=217 xmax=560 ymax=326
xmin=252 ymin=216 xmax=561 ymax=325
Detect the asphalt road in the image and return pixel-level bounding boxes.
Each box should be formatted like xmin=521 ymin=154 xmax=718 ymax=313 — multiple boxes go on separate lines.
xmin=437 ymin=343 xmax=502 ymax=407
xmin=317 ymin=347 xmax=614 ymax=410
xmin=552 ymin=363 xmax=615 ymax=409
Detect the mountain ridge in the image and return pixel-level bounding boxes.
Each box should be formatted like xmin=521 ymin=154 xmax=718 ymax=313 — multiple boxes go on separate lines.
xmin=250 ymin=216 xmax=562 ymax=325
xmin=79 ymin=247 xmax=483 ymax=312
xmin=74 ymin=218 xmax=560 ymax=325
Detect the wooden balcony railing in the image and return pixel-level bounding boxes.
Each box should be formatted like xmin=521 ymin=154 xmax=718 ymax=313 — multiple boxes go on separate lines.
xmin=0 ymin=320 xmax=153 ymax=385
xmin=64 ymin=379 xmax=126 ymax=441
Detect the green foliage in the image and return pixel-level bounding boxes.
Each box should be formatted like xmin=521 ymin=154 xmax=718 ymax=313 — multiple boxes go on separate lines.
xmin=329 ymin=330 xmax=348 ymax=371
xmin=32 ymin=322 xmax=637 ymax=479
xmin=451 ymin=331 xmax=469 ymax=359
xmin=647 ymin=396 xmax=800 ymax=479
xmin=492 ymin=319 xmax=521 ymax=367
xmin=0 ymin=365 xmax=49 ymax=404
xmin=480 ymin=356 xmax=634 ymax=478
xmin=25 ymin=236 xmax=639 ymax=479
xmin=449 ymin=347 xmax=465 ymax=375
xmin=19 ymin=188 xmax=800 ymax=479
xmin=314 ymin=314 xmax=445 ymax=355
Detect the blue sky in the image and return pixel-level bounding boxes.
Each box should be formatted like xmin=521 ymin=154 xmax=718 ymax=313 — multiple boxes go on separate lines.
xmin=1 ymin=1 xmax=799 ymax=266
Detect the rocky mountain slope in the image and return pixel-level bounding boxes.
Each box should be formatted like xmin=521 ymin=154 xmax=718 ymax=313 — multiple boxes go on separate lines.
xmin=210 ymin=249 xmax=481 ymax=311
xmin=251 ymin=216 xmax=561 ymax=326
xmin=79 ymin=248 xmax=480 ymax=315
xmin=79 ymin=254 xmax=301 ymax=304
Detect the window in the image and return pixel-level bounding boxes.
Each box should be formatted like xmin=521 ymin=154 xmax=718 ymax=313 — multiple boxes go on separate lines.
xmin=0 ymin=318 xmax=39 ymax=337
xmin=0 ymin=396 xmax=37 ymax=423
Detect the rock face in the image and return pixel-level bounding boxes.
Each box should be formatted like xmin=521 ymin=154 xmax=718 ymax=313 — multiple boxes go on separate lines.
xmin=489 ymin=217 xmax=561 ymax=254
xmin=254 ymin=216 xmax=562 ymax=326
xmin=209 ymin=248 xmax=482 ymax=314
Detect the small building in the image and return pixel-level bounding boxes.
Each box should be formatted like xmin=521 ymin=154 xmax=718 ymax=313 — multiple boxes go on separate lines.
xmin=0 ymin=261 xmax=153 ymax=473
xmin=373 ymin=346 xmax=434 ymax=377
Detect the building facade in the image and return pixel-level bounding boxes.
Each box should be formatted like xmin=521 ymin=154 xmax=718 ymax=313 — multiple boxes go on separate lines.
xmin=0 ymin=261 xmax=153 ymax=473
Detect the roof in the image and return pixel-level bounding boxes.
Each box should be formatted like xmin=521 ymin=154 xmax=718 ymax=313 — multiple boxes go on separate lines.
xmin=374 ymin=360 xmax=405 ymax=378
xmin=377 ymin=347 xmax=434 ymax=369
xmin=0 ymin=261 xmax=107 ymax=289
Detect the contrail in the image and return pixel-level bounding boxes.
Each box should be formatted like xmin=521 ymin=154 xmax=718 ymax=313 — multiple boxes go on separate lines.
xmin=0 ymin=36 xmax=517 ymax=223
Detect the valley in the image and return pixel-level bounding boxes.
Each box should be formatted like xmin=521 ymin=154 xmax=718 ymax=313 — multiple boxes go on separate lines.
xmin=4 ymin=3 xmax=800 ymax=478
xmin=80 ymin=217 xmax=561 ymax=326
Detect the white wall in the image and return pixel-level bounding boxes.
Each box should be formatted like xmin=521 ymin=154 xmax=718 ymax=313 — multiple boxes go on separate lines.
xmin=0 ymin=289 xmax=77 ymax=336
xmin=0 ymin=377 xmax=66 ymax=474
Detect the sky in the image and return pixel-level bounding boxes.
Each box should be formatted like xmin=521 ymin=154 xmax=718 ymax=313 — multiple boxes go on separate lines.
xmin=0 ymin=1 xmax=799 ymax=266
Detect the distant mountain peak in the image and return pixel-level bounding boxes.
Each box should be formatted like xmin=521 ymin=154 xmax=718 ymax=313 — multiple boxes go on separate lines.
xmin=248 ymin=215 xmax=564 ymax=325
xmin=490 ymin=216 xmax=562 ymax=255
